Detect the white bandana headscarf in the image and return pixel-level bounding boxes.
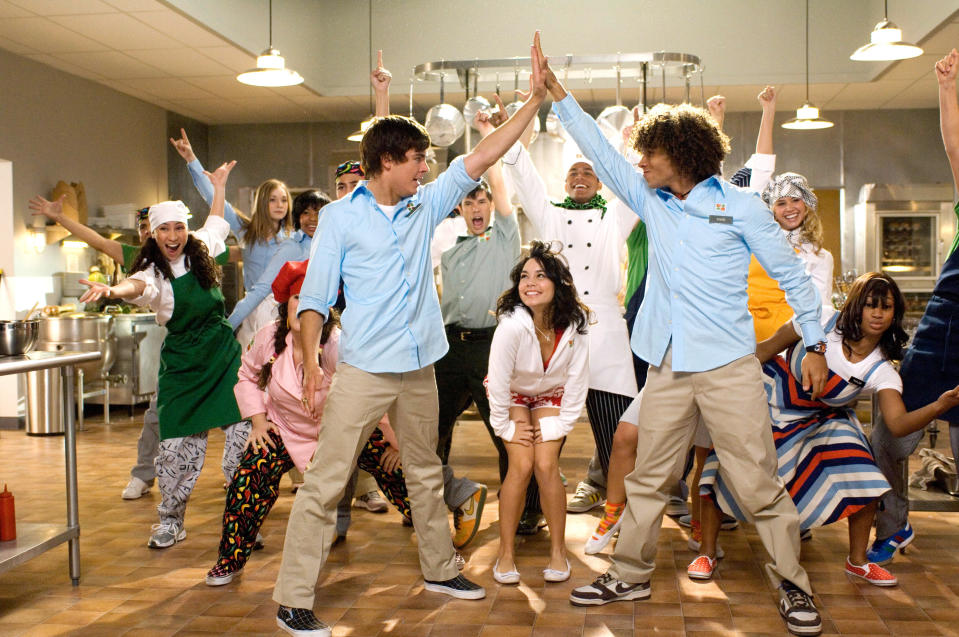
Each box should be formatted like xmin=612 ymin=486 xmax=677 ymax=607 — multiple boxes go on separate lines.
xmin=761 ymin=172 xmax=818 ymax=211
xmin=148 ymin=200 xmax=190 ymax=232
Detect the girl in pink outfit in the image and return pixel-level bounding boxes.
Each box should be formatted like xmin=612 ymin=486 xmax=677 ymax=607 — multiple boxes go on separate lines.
xmin=486 ymin=241 xmax=590 ymax=585
xmin=205 ymin=259 xmax=410 ymax=586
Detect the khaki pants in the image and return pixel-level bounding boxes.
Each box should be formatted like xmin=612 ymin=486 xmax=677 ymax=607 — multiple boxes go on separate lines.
xmin=609 ymin=349 xmax=812 ymax=595
xmin=274 ymin=363 xmax=457 ymax=609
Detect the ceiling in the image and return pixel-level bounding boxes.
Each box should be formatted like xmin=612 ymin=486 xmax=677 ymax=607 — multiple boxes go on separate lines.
xmin=2 ymin=0 xmax=959 ymax=125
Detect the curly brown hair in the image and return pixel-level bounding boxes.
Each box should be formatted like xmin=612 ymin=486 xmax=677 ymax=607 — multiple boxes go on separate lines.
xmin=360 ymin=115 xmax=430 ymax=177
xmin=629 ymin=103 xmax=730 ymax=184
xmin=496 ymin=240 xmax=589 ymax=334
xmin=130 ymin=235 xmax=220 ymax=289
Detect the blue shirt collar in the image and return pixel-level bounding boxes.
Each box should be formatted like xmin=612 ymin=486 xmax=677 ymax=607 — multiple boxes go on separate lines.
xmin=655 ymin=174 xmax=725 ymax=201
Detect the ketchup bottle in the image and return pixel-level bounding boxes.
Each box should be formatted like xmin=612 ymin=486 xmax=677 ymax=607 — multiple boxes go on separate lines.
xmin=0 ymin=484 xmax=15 ymax=541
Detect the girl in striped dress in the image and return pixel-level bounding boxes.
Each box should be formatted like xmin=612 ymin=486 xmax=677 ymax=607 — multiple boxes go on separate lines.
xmin=696 ymin=272 xmax=959 ymax=585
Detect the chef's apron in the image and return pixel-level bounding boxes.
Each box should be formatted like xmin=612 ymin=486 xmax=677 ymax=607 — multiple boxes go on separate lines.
xmin=156 ymin=271 xmax=241 ymax=440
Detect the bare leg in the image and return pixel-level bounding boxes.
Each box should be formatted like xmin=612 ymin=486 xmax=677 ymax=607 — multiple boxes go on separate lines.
xmin=689 ymin=446 xmax=709 ymax=525
xmin=498 ymin=406 xmax=534 ymax=572
xmin=848 ymin=500 xmax=878 ymax=565
xmin=606 ymin=422 xmax=638 ymax=505
xmin=531 ymin=407 xmax=566 ymax=571
xmin=700 ymin=497 xmax=721 ymax=558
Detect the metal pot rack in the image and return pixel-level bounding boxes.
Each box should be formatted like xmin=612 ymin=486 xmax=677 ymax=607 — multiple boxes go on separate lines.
xmin=412 ymin=52 xmax=705 ymax=113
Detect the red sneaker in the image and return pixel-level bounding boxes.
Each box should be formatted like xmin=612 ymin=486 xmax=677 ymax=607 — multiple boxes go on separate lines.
xmin=845 ymin=558 xmax=898 ymax=587
xmin=687 ymin=554 xmax=717 ymax=580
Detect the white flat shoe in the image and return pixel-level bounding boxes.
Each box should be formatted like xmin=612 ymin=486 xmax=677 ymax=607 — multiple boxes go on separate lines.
xmin=543 ymin=558 xmax=571 ymax=583
xmin=493 ymin=559 xmax=520 ymax=585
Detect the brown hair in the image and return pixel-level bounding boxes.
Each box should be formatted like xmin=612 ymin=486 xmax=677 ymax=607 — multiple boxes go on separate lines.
xmin=629 ymin=103 xmax=730 ymax=184
xmin=241 ymin=179 xmax=293 ymax=245
xmin=836 ymin=272 xmax=908 ymax=361
xmin=360 ymin=116 xmax=430 ymax=178
xmin=496 ymin=240 xmax=589 ymax=334
xmin=258 ymin=304 xmax=340 ymax=390
xmin=131 ymin=235 xmax=220 ymax=289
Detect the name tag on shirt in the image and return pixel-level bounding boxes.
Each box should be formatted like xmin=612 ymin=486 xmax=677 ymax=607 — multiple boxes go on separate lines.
xmin=708 ymin=215 xmax=733 ymax=225
xmin=848 ymin=376 xmax=866 ymax=388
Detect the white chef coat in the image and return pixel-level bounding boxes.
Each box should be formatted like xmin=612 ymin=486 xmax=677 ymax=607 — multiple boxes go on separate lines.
xmin=503 ymin=142 xmax=638 ymax=397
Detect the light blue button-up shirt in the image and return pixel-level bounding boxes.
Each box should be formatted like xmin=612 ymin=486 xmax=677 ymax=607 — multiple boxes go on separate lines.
xmin=227 ymin=228 xmax=312 ymax=329
xmin=186 ymin=159 xmax=286 ymax=290
xmin=300 ymin=156 xmax=480 ymax=374
xmin=554 ymin=95 xmax=826 ymax=373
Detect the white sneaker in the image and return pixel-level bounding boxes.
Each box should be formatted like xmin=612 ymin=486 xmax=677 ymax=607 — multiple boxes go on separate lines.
xmin=567 ymin=481 xmax=606 ymax=513
xmin=353 ymin=490 xmax=389 ymax=513
xmin=122 ymin=477 xmax=150 ymax=500
xmin=148 ymin=520 xmax=186 ymax=549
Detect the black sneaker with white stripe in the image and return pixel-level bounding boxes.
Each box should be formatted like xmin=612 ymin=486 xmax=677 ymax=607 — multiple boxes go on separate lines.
xmin=423 ymin=574 xmax=486 ymax=599
xmin=778 ymin=581 xmax=822 ymax=636
xmin=276 ymin=605 xmax=331 ymax=637
xmin=569 ymin=572 xmax=651 ymax=606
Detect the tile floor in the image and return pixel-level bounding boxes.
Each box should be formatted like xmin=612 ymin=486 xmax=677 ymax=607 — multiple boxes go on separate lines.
xmin=1 ymin=407 xmax=959 ymax=636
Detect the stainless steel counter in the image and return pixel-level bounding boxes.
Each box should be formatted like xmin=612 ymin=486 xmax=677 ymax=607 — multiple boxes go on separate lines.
xmin=0 ymin=350 xmax=100 ymax=585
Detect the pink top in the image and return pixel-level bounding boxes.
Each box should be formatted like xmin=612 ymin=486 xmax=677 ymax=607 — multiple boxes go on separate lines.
xmin=234 ymin=322 xmax=339 ymax=472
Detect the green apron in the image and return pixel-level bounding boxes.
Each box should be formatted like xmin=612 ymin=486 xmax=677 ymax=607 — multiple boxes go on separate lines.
xmin=156 ymin=270 xmax=241 ymax=440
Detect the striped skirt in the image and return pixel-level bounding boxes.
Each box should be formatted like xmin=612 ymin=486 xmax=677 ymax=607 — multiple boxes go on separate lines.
xmin=700 ymin=351 xmax=891 ymax=530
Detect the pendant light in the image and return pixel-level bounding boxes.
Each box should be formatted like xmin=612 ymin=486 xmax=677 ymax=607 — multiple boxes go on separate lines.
xmin=236 ymin=0 xmax=304 ymax=87
xmin=783 ymin=0 xmax=833 ymax=130
xmin=850 ymin=0 xmax=922 ymax=62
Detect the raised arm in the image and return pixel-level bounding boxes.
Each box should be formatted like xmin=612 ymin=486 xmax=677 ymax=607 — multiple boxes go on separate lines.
xmin=203 ymin=161 xmax=236 ymax=219
xmin=462 ymin=32 xmax=547 ymax=180
xmin=756 ymin=86 xmax=776 ymax=155
xmin=474 ymin=100 xmax=513 ymax=218
xmin=28 ymin=195 xmax=125 ymax=263
xmin=371 ymin=50 xmax=391 ymax=117
xmin=706 ymin=95 xmax=726 ymax=131
xmin=938 ymin=50 xmax=959 ymax=189
xmin=170 ymin=128 xmax=244 ymax=232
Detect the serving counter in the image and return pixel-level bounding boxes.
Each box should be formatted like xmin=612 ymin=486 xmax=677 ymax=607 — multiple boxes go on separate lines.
xmin=0 ymin=350 xmax=100 ymax=585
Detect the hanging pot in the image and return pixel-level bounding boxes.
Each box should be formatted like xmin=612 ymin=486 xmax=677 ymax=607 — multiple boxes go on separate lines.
xmin=424 ymin=74 xmax=465 ymax=147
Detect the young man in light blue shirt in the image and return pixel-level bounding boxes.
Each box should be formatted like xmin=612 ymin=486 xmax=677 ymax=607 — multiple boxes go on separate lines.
xmin=272 ymin=34 xmax=549 ymax=637
xmin=533 ymin=37 xmax=828 ymax=637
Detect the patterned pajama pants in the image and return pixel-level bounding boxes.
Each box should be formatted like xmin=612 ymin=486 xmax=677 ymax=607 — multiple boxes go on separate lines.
xmin=216 ymin=427 xmax=410 ymax=571
xmin=155 ymin=420 xmax=251 ymax=524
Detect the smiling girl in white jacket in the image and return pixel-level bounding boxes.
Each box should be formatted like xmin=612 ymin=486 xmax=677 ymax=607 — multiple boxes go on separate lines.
xmin=486 ymin=240 xmax=589 ymax=585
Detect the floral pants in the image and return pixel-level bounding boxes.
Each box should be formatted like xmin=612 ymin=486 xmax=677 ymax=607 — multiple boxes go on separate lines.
xmin=215 ymin=427 xmax=410 ymax=571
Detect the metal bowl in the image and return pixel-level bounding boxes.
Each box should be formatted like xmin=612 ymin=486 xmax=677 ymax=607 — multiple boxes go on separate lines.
xmin=0 ymin=319 xmax=41 ymax=356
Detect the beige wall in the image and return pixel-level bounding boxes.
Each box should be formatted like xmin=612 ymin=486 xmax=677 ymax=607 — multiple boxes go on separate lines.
xmin=0 ymin=47 xmax=168 ymax=292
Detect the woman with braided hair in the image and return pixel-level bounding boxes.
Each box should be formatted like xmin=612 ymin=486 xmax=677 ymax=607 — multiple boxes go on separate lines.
xmin=204 ymin=259 xmax=413 ymax=586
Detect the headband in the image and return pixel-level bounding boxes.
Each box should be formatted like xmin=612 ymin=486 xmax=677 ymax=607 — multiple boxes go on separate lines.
xmin=761 ymin=172 xmax=818 ymax=212
xmin=148 ymin=200 xmax=190 ymax=232
xmin=136 ymin=207 xmax=149 ymax=223
xmin=335 ymin=160 xmax=364 ymax=179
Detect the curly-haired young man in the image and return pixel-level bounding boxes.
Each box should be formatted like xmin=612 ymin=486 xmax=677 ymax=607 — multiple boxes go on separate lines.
xmin=535 ymin=35 xmax=829 ymax=637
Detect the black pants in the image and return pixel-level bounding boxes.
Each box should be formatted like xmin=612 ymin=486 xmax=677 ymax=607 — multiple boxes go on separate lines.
xmin=435 ymin=328 xmax=541 ymax=514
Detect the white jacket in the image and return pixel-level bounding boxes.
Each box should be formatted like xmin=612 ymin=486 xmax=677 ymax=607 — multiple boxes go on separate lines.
xmin=486 ymin=307 xmax=589 ymax=442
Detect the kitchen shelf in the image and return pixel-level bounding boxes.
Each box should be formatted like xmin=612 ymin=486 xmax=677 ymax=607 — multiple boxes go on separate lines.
xmin=0 ymin=350 xmax=100 ymax=585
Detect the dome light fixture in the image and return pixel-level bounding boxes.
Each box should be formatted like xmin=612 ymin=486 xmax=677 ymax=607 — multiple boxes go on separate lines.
xmin=783 ymin=0 xmax=833 ymax=131
xmin=236 ymin=0 xmax=304 ymax=88
xmin=850 ymin=1 xmax=923 ymax=62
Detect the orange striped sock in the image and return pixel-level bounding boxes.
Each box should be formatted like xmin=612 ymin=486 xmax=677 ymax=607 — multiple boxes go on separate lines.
xmin=596 ymin=502 xmax=625 ymax=535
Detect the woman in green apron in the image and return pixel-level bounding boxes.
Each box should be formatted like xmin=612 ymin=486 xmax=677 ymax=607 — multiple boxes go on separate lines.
xmin=79 ymin=160 xmax=248 ymax=549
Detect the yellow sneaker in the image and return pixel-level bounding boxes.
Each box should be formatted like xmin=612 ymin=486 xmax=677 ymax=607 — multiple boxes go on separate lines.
xmin=453 ymin=485 xmax=487 ymax=549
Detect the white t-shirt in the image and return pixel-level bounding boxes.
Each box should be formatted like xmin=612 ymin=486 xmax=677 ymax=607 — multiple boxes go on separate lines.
xmin=795 ymin=306 xmax=902 ymax=396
